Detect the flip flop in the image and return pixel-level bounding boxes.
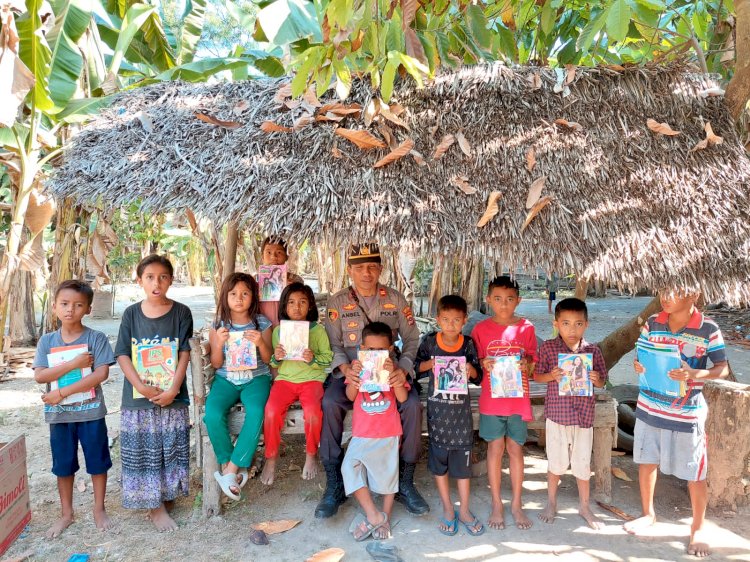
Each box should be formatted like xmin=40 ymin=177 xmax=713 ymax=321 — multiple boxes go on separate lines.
xmin=438 ymin=511 xmax=459 ymax=536
xmin=214 ymin=471 xmax=241 ymax=501
xmin=352 ymin=512 xmax=388 ymax=542
xmin=460 ymin=513 xmax=486 ymax=536
xmin=366 ymin=542 xmax=404 ymax=562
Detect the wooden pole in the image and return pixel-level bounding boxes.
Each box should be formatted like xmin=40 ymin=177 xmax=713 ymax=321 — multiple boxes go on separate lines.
xmin=598 ymin=296 xmax=661 ymax=369
xmin=222 ymin=222 xmax=239 ymax=278
xmin=574 ymin=278 xmax=589 ymax=300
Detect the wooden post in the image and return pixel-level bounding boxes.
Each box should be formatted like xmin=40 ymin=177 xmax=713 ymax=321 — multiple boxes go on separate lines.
xmin=592 ymin=426 xmax=613 ymax=502
xmin=598 ymin=296 xmax=661 ymax=369
xmin=574 ymin=278 xmax=589 ymax=300
xmin=189 ymin=337 xmax=205 ymax=466
xmin=202 ymin=434 xmax=221 ymax=517
xmin=222 ymin=222 xmax=239 ymax=278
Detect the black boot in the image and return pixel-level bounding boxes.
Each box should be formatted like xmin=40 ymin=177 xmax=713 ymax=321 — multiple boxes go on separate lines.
xmin=395 ymin=461 xmax=429 ymax=515
xmin=314 ymin=462 xmax=346 ymax=518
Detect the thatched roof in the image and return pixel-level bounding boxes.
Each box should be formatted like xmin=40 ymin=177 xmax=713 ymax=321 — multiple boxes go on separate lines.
xmin=49 ymin=63 xmax=750 ymax=304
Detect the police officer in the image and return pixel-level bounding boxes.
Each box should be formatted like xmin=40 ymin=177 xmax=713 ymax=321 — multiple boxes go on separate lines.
xmin=315 ymin=243 xmax=429 ymax=518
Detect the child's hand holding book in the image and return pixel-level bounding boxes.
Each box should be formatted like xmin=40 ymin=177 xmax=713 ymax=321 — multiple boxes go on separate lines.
xmin=549 ymin=366 xmax=565 ymax=383
xmin=346 ymin=360 xmax=364 ymax=389
xmin=274 ymin=343 xmax=287 ymax=361
xmin=301 ymin=349 xmax=314 ymax=363
xmin=589 ymin=370 xmax=604 ymax=387
xmin=69 ymin=352 xmax=94 ymax=371
xmin=668 ymin=361 xmax=694 ymax=382
xmin=244 ymin=329 xmax=262 ymax=345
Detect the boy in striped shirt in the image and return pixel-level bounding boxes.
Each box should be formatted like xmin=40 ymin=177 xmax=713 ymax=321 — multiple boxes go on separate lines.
xmin=625 ymin=291 xmax=728 ymax=558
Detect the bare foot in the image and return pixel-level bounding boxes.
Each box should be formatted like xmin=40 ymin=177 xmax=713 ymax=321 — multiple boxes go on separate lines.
xmin=164 ymin=500 xmax=175 ymax=513
xmin=260 ymin=457 xmax=277 ymax=486
xmin=94 ymin=508 xmax=114 ymax=531
xmin=149 ymin=505 xmax=178 ymax=532
xmin=46 ymin=514 xmax=74 ymax=538
xmin=373 ymin=520 xmax=391 ymax=540
xmin=488 ymin=502 xmax=505 ymax=530
xmin=578 ymin=505 xmax=604 ymax=530
xmin=302 ymin=454 xmax=319 ymax=480
xmin=538 ymin=502 xmax=557 ymax=524
xmin=512 ymin=507 xmax=533 ymax=530
xmin=624 ymin=514 xmax=656 ymax=535
xmin=688 ymin=529 xmax=711 ymax=557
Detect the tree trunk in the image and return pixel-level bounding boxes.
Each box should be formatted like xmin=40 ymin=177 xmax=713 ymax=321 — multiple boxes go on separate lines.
xmin=574 ymin=278 xmax=589 ymax=300
xmin=726 ymin=0 xmax=750 ymax=119
xmin=704 ymin=380 xmax=750 ymax=510
xmin=222 ymin=222 xmax=239 ymax=278
xmin=9 ymin=267 xmax=35 ymax=346
xmin=598 ymin=296 xmax=661 ymax=369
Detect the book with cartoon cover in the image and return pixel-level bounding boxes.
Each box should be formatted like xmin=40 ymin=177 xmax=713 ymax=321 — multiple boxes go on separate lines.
xmin=258 ymin=264 xmax=286 ymax=302
xmin=490 ymin=355 xmax=524 ymax=398
xmin=434 ymin=356 xmax=468 ymax=395
xmin=48 ymin=344 xmax=96 ymax=404
xmin=279 ymin=320 xmax=309 ymax=361
xmin=558 ymin=353 xmax=593 ymax=396
xmin=224 ymin=331 xmax=258 ymax=377
xmin=358 ymin=350 xmax=390 ymax=393
xmin=132 ymin=341 xmax=178 ymax=399
xmin=636 ymin=340 xmax=685 ymax=397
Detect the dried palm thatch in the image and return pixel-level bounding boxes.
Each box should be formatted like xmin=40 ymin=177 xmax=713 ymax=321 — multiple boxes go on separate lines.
xmin=49 ymin=62 xmax=750 ymax=304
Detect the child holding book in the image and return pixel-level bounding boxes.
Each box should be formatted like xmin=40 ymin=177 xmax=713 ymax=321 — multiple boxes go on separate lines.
xmin=343 ymin=322 xmax=409 ymax=541
xmin=204 ymin=272 xmax=273 ymax=500
xmin=415 ymin=295 xmax=484 ymax=536
xmin=534 ymin=298 xmax=607 ymax=530
xmin=258 ymin=236 xmax=304 ymax=326
xmin=114 ymin=255 xmax=193 ymax=532
xmin=471 ymin=276 xmax=537 ymax=531
xmin=625 ymin=290 xmax=728 ymax=557
xmin=33 ymin=280 xmax=115 ymax=538
xmin=261 ymin=283 xmax=333 ymax=485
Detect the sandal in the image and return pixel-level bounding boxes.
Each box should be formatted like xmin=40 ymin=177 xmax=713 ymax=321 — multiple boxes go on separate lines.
xmin=237 ymin=468 xmax=249 ymax=489
xmin=373 ymin=520 xmax=391 ymax=540
xmin=352 ymin=512 xmax=388 ymax=542
xmin=214 ymin=471 xmax=241 ymax=501
xmin=438 ymin=511 xmax=458 ymax=536
xmin=460 ymin=513 xmax=485 ymax=536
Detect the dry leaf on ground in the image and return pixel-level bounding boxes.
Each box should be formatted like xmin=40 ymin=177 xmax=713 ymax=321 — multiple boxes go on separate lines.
xmin=432 ymin=134 xmax=455 ymax=159
xmin=611 ymin=467 xmax=632 ymax=481
xmin=456 ymin=131 xmax=472 ymax=157
xmin=260 ymin=121 xmax=292 ymax=133
xmin=334 ymin=128 xmax=386 ymax=150
xmin=526 ymin=147 xmax=536 ymax=172
xmin=293 ymin=115 xmax=315 ymax=130
xmin=195 ymin=113 xmax=241 ymax=129
xmin=319 ymin=103 xmax=362 ymax=116
xmin=477 ymin=191 xmax=502 ymax=227
xmin=379 ymin=100 xmax=409 ymax=129
xmin=554 ymin=118 xmax=583 ymax=132
xmin=274 ymin=83 xmax=292 ymax=103
xmin=691 ymin=121 xmax=724 ymax=152
xmin=389 ymin=103 xmax=406 ymax=116
xmin=377 ymin=122 xmax=398 ymax=149
xmin=565 ymin=64 xmax=576 ymax=84
xmin=525 ymin=176 xmax=546 ymax=209
xmin=332 ymin=145 xmax=343 ymax=158
xmin=251 ymin=519 xmax=302 ymax=535
xmin=315 ymin=112 xmax=345 ymax=122
xmin=646 ymin=118 xmax=680 ymax=136
xmin=521 ymin=195 xmax=552 ymax=231
xmin=410 ymin=149 xmax=427 ymax=166
xmin=363 ymin=98 xmax=379 ymax=127
xmin=450 ymin=174 xmax=477 ymax=195
xmin=528 ymin=73 xmax=542 ymax=90
xmin=373 ymin=138 xmax=414 ymax=168
xmin=303 ymin=86 xmax=322 ymax=107
xmin=233 ymin=100 xmax=249 ymax=115
xmin=306 ymin=548 xmax=345 ymax=562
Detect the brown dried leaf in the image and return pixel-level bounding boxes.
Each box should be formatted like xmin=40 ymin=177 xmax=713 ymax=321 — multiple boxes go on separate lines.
xmin=195 ymin=113 xmax=241 ymax=129
xmin=404 ymin=27 xmax=427 ymax=65
xmin=401 ymin=0 xmax=417 ymax=30
xmin=564 ymin=64 xmax=576 ymax=85
xmin=526 ymin=147 xmax=536 ymax=172
xmin=284 ymin=99 xmax=301 ymax=110
xmin=521 ymin=195 xmax=553 ymax=231
xmin=260 ymin=121 xmax=292 ymax=133
xmin=233 ymin=100 xmax=249 ymax=115
xmin=377 ymin=122 xmax=398 ymax=150
xmin=363 ymin=99 xmax=379 ymax=127
xmin=274 ymin=83 xmax=292 ymax=103
xmin=24 ymin=190 xmax=55 ymax=236
xmin=477 ymin=191 xmax=502 ymax=227
xmin=315 ymin=112 xmax=345 ymax=122
xmin=410 ymin=149 xmax=427 ymax=166
xmin=306 ymin=548 xmax=345 ymax=562
xmin=334 ymin=128 xmax=386 ymax=150
xmin=18 ymin=235 xmax=45 ymax=273
xmin=690 ymin=122 xmax=723 ymax=152
xmin=432 ymin=134 xmax=455 ymax=159
xmin=604 ymin=64 xmax=626 ymax=72
xmin=373 ymin=138 xmax=415 ymax=168
xmin=319 ymin=103 xmax=362 ymax=115
xmin=321 ymin=15 xmax=331 ymax=43
xmin=332 ymin=145 xmax=343 ymax=159
xmin=351 ymin=29 xmax=365 ymax=51
xmin=378 ymin=99 xmax=409 ymax=130
xmin=455 ymin=130 xmax=472 ymax=157
xmin=252 ymin=519 xmax=302 ymax=535
xmin=389 ymin=103 xmax=405 ymax=116
xmin=554 ymin=118 xmax=583 ymax=132
xmin=525 ymin=176 xmax=546 ymax=209
xmin=646 ymin=118 xmax=680 ymax=136
xmin=293 ymin=115 xmax=315 ymax=130
xmin=691 ymin=138 xmax=709 ymax=152
xmin=450 ymin=174 xmax=477 ymax=195
xmin=611 ymin=467 xmax=633 ymax=482
xmin=528 ymin=73 xmax=541 ymax=90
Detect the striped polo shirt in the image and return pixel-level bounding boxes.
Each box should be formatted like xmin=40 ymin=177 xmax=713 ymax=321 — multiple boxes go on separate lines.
xmin=635 ymin=309 xmax=726 ymax=433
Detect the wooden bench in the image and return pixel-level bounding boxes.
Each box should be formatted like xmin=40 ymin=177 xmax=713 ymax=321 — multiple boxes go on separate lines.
xmin=189 ymin=337 xmax=617 ymax=517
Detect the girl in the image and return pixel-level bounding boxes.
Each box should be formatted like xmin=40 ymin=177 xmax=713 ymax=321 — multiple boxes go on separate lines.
xmin=260 ymin=283 xmax=333 ymax=486
xmin=114 ymin=255 xmax=193 ymax=532
xmin=258 ymin=236 xmax=303 ymax=327
xmin=204 ymin=272 xmax=273 ymax=500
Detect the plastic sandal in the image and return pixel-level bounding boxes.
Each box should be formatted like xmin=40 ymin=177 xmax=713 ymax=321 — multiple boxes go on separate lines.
xmin=214 ymin=471 xmax=241 ymax=501
xmin=438 ymin=511 xmax=459 ymax=536
xmin=353 ymin=512 xmax=388 ymax=542
xmin=460 ymin=513 xmax=486 ymax=536
xmin=237 ymin=468 xmax=249 ymax=489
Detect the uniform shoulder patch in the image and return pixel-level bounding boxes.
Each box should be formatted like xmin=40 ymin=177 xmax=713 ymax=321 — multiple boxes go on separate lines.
xmin=379 ymin=287 xmax=387 ymax=297
xmin=402 ymin=306 xmax=415 ymax=326
xmin=343 ymin=303 xmax=357 ymax=311
xmin=346 ymin=321 xmax=358 ymax=329
xmin=328 ymin=309 xmax=339 ymax=322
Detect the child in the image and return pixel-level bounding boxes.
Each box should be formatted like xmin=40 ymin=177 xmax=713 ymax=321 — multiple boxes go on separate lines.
xmin=115 ymin=255 xmax=193 ymax=531
xmin=533 ymin=298 xmax=607 ymax=530
xmin=471 ymin=276 xmax=537 ymax=531
xmin=343 ymin=322 xmax=409 ymax=541
xmin=546 ymin=274 xmax=557 ymax=315
xmin=258 ymin=236 xmax=304 ymax=326
xmin=261 ymin=283 xmax=333 ymax=485
xmin=625 ymin=290 xmax=728 ymax=557
xmin=415 ymin=295 xmax=484 ymax=536
xmin=204 ymin=272 xmax=273 ymax=500
xmin=33 ymin=280 xmax=115 ymax=538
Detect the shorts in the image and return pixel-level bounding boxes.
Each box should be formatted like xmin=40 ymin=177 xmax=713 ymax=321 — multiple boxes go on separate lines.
xmin=549 ymin=291 xmax=556 ymax=301
xmin=428 ymin=443 xmax=472 ymax=479
xmin=479 ymin=414 xmax=527 ymax=445
xmin=50 ymin=418 xmax=112 ymax=477
xmin=342 ymin=436 xmax=399 ymax=495
xmin=545 ymin=419 xmax=593 ymax=480
xmin=633 ymin=418 xmax=707 ymax=481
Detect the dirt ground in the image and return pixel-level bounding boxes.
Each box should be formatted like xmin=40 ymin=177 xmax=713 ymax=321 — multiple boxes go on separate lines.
xmin=2 ymin=285 xmax=750 ymax=562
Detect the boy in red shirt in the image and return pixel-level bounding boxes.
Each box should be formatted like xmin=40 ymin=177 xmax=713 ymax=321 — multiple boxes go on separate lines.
xmin=471 ymin=276 xmax=537 ymax=531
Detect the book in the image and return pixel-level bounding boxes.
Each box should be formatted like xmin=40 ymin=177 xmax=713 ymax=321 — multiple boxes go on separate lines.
xmin=636 ymin=340 xmax=685 ymax=397
xmin=48 ymin=344 xmax=95 ymax=404
xmin=358 ymin=350 xmax=390 ymax=392
xmin=132 ymin=341 xmax=178 ymax=399
xmin=279 ymin=320 xmax=309 ymax=361
xmin=258 ymin=264 xmax=286 ymax=302
xmin=490 ymin=355 xmax=524 ymax=398
xmin=224 ymin=331 xmax=258 ymax=377
xmin=558 ymin=353 xmax=594 ymax=396
xmin=433 ymin=356 xmax=468 ymax=395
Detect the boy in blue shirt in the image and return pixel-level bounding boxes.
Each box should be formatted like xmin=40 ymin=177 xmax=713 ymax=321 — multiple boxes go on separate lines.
xmin=33 ymin=280 xmax=115 ymax=538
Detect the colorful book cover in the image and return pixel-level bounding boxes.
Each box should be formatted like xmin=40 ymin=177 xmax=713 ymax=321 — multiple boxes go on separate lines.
xmin=358 ymin=350 xmax=390 ymax=393
xmin=132 ymin=341 xmax=178 ymax=399
xmin=224 ymin=331 xmax=258 ymax=376
xmin=279 ymin=320 xmax=309 ymax=361
xmin=434 ymin=356 xmax=468 ymax=395
xmin=48 ymin=344 xmax=95 ymax=404
xmin=258 ymin=264 xmax=286 ymax=302
xmin=636 ymin=340 xmax=685 ymax=397
xmin=558 ymin=353 xmax=593 ymax=396
xmin=490 ymin=355 xmax=524 ymax=398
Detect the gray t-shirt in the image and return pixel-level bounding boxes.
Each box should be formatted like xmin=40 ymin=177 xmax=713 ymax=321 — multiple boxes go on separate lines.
xmin=33 ymin=327 xmax=115 ymax=424
xmin=114 ymin=300 xmax=193 ymax=410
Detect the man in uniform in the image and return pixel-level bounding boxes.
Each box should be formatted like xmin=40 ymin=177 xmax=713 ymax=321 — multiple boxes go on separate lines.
xmin=315 ymin=243 xmax=429 ymax=518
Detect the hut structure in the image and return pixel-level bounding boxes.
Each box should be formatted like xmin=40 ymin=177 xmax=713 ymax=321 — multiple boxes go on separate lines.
xmin=50 ymin=62 xmax=750 ymax=306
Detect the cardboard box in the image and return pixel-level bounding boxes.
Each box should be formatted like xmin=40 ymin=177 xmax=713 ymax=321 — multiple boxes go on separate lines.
xmin=0 ymin=436 xmax=30 ymax=556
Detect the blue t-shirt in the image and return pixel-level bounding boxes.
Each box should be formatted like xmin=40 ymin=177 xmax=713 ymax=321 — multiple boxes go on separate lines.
xmin=215 ymin=315 xmax=272 ymax=385
xmin=33 ymin=327 xmax=115 ymax=424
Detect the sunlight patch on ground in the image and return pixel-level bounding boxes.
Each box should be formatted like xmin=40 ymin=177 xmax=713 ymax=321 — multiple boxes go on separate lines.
xmin=424 ymin=544 xmax=497 ymax=559
xmin=583 ymin=549 xmax=623 ymax=561
xmin=0 ymin=390 xmax=41 ymax=410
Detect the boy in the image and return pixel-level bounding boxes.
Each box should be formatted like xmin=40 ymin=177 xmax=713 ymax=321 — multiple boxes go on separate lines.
xmin=546 ymin=274 xmax=557 ymax=315
xmin=258 ymin=236 xmax=304 ymax=327
xmin=416 ymin=295 xmax=484 ymax=536
xmin=625 ymin=291 xmax=728 ymax=558
xmin=471 ymin=276 xmax=537 ymax=531
xmin=534 ymin=298 xmax=607 ymax=530
xmin=33 ymin=280 xmax=116 ymax=538
xmin=343 ymin=322 xmax=409 ymax=541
